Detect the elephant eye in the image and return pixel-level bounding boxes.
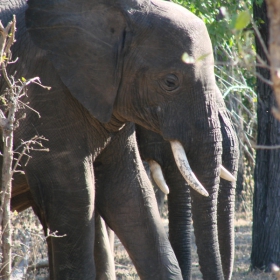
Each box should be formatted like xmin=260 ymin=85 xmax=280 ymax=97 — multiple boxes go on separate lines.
xmin=160 ymin=74 xmax=179 ymax=92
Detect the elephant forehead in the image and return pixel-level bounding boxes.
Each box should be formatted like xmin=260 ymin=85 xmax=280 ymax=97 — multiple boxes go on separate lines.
xmin=144 ymin=0 xmax=213 ymax=58
xmin=128 ymin=1 xmax=214 ymax=79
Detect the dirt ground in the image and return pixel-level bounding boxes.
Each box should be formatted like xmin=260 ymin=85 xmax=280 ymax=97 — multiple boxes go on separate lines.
xmin=10 ymin=207 xmax=278 ymax=280
xmin=114 ymin=212 xmax=277 ymax=280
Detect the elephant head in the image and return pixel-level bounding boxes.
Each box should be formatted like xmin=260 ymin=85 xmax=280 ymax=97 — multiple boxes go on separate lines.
xmin=26 ymin=0 xmax=223 ymax=197
xmin=136 ymin=85 xmax=239 ymax=280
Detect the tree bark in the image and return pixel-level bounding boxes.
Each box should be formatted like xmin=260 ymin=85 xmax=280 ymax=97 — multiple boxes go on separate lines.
xmin=251 ymin=0 xmax=280 ymax=271
xmin=0 ymin=126 xmax=14 ymax=279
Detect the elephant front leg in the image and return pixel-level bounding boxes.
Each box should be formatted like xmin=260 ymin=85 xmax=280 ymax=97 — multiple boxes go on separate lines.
xmin=94 ymin=125 xmax=182 ymax=280
xmin=96 ymin=167 xmax=182 ymax=279
xmin=26 ymin=156 xmax=96 ymax=280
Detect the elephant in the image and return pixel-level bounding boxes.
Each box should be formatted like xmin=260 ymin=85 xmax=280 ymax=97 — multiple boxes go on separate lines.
xmin=9 ymin=93 xmax=238 ymax=280
xmin=136 ymin=85 xmax=239 ymax=280
xmin=1 ymin=0 xmax=235 ymax=279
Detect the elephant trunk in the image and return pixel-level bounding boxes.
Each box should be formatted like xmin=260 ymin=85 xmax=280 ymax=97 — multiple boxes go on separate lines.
xmin=155 ymin=84 xmax=226 ymax=278
xmin=217 ymin=111 xmax=239 ymax=280
xmin=166 ymin=133 xmax=224 ymax=279
xmin=188 ymin=131 xmax=224 ymax=279
xmin=165 ymin=115 xmax=224 ymax=278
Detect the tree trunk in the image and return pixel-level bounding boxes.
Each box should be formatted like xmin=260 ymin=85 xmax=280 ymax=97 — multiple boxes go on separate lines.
xmin=0 ymin=127 xmax=13 ymax=280
xmin=0 ymin=18 xmax=17 ymax=280
xmin=251 ymin=0 xmax=280 ymax=271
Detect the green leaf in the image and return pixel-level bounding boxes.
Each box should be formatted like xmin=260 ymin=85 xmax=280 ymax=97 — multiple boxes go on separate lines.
xmin=235 ymin=11 xmax=251 ymax=30
xmin=21 ymin=77 xmax=26 ymax=82
xmin=1 ymin=55 xmax=7 ymax=62
xmin=0 ymin=96 xmax=7 ymax=105
xmin=255 ymin=0 xmax=264 ymax=7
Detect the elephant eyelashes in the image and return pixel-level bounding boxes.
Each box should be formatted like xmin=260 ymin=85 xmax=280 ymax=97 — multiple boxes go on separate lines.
xmin=160 ymin=74 xmax=180 ymax=92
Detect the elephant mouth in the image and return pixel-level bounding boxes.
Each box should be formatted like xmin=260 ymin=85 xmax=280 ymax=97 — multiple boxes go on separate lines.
xmin=148 ymin=140 xmax=236 ymax=196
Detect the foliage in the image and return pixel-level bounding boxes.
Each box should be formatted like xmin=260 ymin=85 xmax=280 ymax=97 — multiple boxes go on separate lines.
xmin=174 ymin=0 xmax=255 ymax=78
xmin=174 ymin=0 xmax=251 ymax=45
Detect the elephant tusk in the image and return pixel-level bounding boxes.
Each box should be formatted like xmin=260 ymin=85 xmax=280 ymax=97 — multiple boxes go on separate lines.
xmin=148 ymin=160 xmax=170 ymax=195
xmin=220 ymin=165 xmax=236 ymax=182
xmin=170 ymin=140 xmax=209 ymax=197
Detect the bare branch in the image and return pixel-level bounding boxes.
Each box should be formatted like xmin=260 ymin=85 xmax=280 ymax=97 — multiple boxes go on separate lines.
xmin=11 ymin=146 xmax=27 ymax=174
xmin=18 ymin=100 xmax=41 ymax=118
xmin=27 ymin=259 xmax=49 ymax=272
xmin=253 ymin=144 xmax=280 ymax=150
xmin=252 ymin=19 xmax=270 ymax=62
xmin=255 ymin=72 xmax=273 ymax=86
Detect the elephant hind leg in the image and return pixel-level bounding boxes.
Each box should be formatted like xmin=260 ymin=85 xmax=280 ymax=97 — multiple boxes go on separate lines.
xmin=94 ymin=213 xmax=116 ymax=280
xmin=25 ymin=156 xmax=96 ymax=279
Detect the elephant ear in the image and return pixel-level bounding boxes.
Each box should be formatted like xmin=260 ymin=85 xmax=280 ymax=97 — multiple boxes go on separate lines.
xmin=26 ymin=0 xmax=128 ymax=123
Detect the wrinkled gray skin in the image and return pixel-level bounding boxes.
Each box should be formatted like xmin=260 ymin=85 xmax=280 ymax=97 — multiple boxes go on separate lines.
xmin=9 ymin=124 xmax=180 ymax=280
xmin=2 ymin=0 xmax=226 ymax=278
xmin=10 ymin=173 xmax=116 ymax=280
xmin=136 ymin=86 xmax=239 ymax=280
xmin=92 ymin=87 xmax=239 ymax=280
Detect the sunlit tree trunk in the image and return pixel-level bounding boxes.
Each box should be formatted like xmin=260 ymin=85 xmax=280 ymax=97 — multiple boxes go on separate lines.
xmin=265 ymin=0 xmax=280 ymax=119
xmin=251 ymin=0 xmax=280 ymax=271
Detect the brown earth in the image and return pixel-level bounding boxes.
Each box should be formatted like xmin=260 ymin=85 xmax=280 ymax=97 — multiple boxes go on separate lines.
xmin=114 ymin=213 xmax=276 ymax=280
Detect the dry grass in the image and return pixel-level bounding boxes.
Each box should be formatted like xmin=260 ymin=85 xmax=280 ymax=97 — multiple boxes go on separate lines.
xmin=10 ymin=209 xmax=48 ymax=280
xmin=8 ymin=207 xmax=278 ymax=279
